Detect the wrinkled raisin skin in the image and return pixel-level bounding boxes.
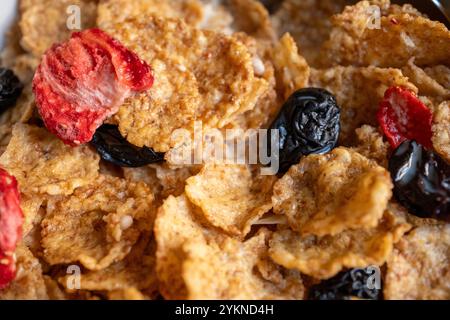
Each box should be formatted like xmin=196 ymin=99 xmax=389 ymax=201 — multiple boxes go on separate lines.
xmin=0 ymin=68 xmax=24 ymax=112
xmin=308 ymin=268 xmax=382 ymax=300
xmin=269 ymin=88 xmax=340 ymax=174
xmin=389 ymin=140 xmax=450 ymax=221
xmin=91 ymin=124 xmax=164 ymax=167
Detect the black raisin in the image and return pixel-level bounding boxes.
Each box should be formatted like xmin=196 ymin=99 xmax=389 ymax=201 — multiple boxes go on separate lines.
xmin=91 ymin=124 xmax=164 ymax=167
xmin=268 ymin=88 xmax=340 ymax=174
xmin=308 ymin=268 xmax=382 ymax=300
xmin=0 ymin=68 xmax=24 ymax=112
xmin=389 ymin=140 xmax=450 ymax=221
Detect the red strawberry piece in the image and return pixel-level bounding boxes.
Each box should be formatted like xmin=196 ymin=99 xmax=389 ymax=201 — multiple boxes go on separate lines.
xmin=377 ymin=86 xmax=433 ymax=149
xmin=0 ymin=168 xmax=23 ymax=289
xmin=33 ymin=28 xmax=153 ymax=146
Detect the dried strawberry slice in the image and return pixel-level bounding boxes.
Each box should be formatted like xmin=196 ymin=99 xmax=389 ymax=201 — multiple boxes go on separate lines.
xmin=33 ymin=28 xmax=153 ymax=146
xmin=377 ymin=86 xmax=433 ymax=149
xmin=0 ymin=168 xmax=23 ymax=289
xmin=0 ymin=254 xmax=15 ymax=290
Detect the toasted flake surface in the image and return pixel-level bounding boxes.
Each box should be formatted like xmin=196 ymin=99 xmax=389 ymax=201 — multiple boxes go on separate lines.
xmin=183 ymin=229 xmax=304 ymax=299
xmin=269 ymin=209 xmax=411 ymax=279
xmin=0 ymin=85 xmax=35 ymax=150
xmin=228 ymin=0 xmax=275 ymax=40
xmin=425 ymin=65 xmax=450 ymax=89
xmin=402 ymin=59 xmax=450 ymax=99
xmin=309 ymin=66 xmax=417 ymax=144
xmin=384 ymin=225 xmax=450 ymax=299
xmin=0 ymin=124 xmax=100 ymax=196
xmin=151 ymin=164 xmax=201 ymax=199
xmin=20 ymin=194 xmax=44 ymax=236
xmin=432 ymin=101 xmax=450 ymax=162
xmin=97 ymin=0 xmax=203 ymax=31
xmin=59 ymin=235 xmax=157 ymax=293
xmin=273 ymin=148 xmax=392 ymax=237
xmin=4 ymin=54 xmax=39 ymax=84
xmin=354 ymin=125 xmax=389 ymax=168
xmin=321 ymin=2 xmax=450 ymax=68
xmin=107 ymin=288 xmax=147 ymax=300
xmin=108 ymin=15 xmax=267 ymax=152
xmin=154 ymin=194 xmax=211 ymax=299
xmin=41 ymin=176 xmax=154 ymax=270
xmin=19 ymin=0 xmax=97 ymax=57
xmin=124 ymin=164 xmax=201 ymax=201
xmin=186 ymin=164 xmax=275 ymax=238
xmin=0 ymin=245 xmax=48 ymax=300
xmin=272 ymin=33 xmax=310 ymax=100
xmin=222 ymin=34 xmax=279 ymax=129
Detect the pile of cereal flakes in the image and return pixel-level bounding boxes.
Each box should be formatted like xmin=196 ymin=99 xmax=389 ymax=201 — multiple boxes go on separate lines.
xmin=0 ymin=0 xmax=449 ymax=300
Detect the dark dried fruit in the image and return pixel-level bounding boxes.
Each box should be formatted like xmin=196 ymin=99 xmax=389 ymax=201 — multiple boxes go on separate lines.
xmin=389 ymin=140 xmax=450 ymax=221
xmin=308 ymin=268 xmax=382 ymax=300
xmin=0 ymin=167 xmax=24 ymax=289
xmin=91 ymin=124 xmax=164 ymax=167
xmin=377 ymin=86 xmax=433 ymax=149
xmin=269 ymin=88 xmax=340 ymax=174
xmin=0 ymin=68 xmax=24 ymax=112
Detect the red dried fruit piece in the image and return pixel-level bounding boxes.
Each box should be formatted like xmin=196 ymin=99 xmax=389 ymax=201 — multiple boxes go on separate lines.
xmin=74 ymin=29 xmax=153 ymax=91
xmin=0 ymin=168 xmax=23 ymax=289
xmin=33 ymin=28 xmax=153 ymax=146
xmin=377 ymin=86 xmax=433 ymax=149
